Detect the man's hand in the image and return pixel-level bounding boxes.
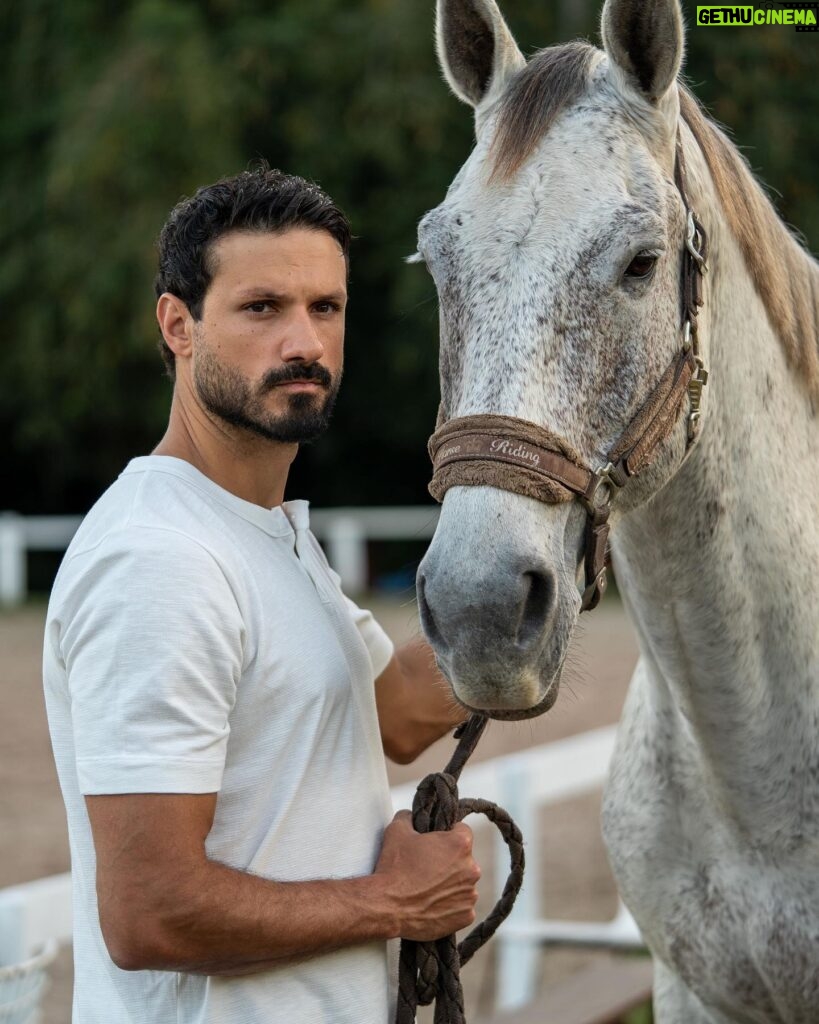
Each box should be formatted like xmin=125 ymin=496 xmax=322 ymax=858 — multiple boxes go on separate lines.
xmin=374 ymin=811 xmax=480 ymax=940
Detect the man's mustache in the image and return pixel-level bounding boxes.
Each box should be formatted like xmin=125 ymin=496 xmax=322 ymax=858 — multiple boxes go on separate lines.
xmin=260 ymin=363 xmax=333 ymax=391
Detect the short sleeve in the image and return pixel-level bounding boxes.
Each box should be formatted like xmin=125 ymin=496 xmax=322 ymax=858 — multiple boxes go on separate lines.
xmin=57 ymin=527 xmax=245 ymax=795
xmin=342 ymin=595 xmax=395 ymax=680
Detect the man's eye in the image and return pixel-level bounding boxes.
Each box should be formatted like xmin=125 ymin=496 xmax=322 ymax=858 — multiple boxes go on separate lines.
xmin=314 ymin=302 xmax=341 ymax=314
xmin=246 ymin=302 xmax=272 ymax=313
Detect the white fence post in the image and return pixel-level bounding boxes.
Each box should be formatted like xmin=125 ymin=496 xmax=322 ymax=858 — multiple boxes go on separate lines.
xmin=324 ymin=515 xmax=368 ymax=593
xmin=0 ymin=513 xmax=26 ymax=607
xmin=494 ymin=757 xmax=540 ymax=1011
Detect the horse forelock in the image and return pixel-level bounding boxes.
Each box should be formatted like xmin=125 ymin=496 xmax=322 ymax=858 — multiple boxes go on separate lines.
xmin=678 ymin=88 xmax=819 ymax=404
xmin=489 ymin=42 xmax=599 ymax=181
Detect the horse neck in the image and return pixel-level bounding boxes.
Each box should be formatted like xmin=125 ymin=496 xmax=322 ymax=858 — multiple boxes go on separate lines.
xmin=612 ymin=144 xmax=819 ymax=841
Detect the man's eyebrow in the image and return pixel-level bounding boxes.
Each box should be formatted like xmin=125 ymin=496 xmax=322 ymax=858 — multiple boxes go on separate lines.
xmin=233 ymin=287 xmax=347 ymax=302
xmin=234 ymin=288 xmax=285 ymax=301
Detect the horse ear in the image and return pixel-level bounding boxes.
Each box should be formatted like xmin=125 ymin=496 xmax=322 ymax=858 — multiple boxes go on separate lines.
xmin=601 ymin=0 xmax=683 ymax=105
xmin=436 ymin=0 xmax=525 ymax=111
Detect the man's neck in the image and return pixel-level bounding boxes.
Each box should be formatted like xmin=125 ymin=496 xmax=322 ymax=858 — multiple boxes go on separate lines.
xmin=153 ymin=390 xmax=298 ymax=509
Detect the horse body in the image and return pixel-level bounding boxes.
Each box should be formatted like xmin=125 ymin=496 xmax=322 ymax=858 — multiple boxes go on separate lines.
xmin=606 ymin=153 xmax=818 ymax=1024
xmin=417 ymin=2 xmax=819 ymax=1021
xmin=604 ymin=154 xmax=819 ymax=1021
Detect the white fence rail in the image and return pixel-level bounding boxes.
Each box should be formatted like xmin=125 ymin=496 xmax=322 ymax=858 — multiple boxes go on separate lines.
xmin=0 ymin=874 xmax=72 ymax=967
xmin=0 ymin=725 xmax=641 ymax=1012
xmin=0 ymin=507 xmax=442 ymax=606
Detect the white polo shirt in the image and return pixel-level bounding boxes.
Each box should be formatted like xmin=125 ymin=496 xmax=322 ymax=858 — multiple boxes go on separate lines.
xmin=43 ymin=455 xmax=397 ymax=1024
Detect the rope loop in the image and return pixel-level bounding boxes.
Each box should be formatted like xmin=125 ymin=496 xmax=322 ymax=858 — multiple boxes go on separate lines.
xmin=395 ymin=716 xmax=525 ymax=1024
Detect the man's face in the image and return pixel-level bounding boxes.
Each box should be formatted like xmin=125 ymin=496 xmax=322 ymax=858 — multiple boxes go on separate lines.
xmin=191 ymin=227 xmax=347 ymax=444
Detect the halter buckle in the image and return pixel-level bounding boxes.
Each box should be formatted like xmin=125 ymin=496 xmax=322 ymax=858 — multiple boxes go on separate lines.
xmin=685 ymin=211 xmax=708 ymax=272
xmin=687 ymin=356 xmax=709 ymax=441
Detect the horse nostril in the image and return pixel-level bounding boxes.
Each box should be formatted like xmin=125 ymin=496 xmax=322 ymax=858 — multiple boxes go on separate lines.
xmin=416 ymin=572 xmax=449 ymax=653
xmin=515 ymin=569 xmax=555 ymax=650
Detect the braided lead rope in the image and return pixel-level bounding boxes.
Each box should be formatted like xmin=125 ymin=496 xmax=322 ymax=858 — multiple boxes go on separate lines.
xmin=395 ymin=715 xmax=525 ymax=1024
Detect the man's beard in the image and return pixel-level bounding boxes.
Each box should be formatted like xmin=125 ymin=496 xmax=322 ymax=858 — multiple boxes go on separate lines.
xmin=193 ymin=341 xmax=341 ymax=445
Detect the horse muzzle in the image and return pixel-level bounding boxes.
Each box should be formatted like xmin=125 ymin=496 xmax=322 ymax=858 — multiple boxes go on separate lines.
xmin=417 ymin=487 xmax=579 ymax=717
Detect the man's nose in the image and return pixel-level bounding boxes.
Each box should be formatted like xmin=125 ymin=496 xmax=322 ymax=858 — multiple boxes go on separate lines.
xmin=279 ymin=308 xmax=325 ymax=363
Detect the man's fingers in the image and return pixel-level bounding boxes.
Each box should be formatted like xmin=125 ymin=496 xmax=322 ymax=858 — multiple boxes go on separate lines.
xmin=451 ymin=822 xmax=473 ymax=852
xmin=391 ymin=813 xmax=472 ymax=844
xmin=389 ymin=814 xmax=475 ymax=857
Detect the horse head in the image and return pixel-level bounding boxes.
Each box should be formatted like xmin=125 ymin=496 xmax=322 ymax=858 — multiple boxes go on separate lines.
xmin=416 ymin=0 xmax=709 ymax=718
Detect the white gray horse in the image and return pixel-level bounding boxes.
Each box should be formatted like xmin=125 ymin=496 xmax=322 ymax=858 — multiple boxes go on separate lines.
xmin=414 ymin=1 xmax=819 ymax=1020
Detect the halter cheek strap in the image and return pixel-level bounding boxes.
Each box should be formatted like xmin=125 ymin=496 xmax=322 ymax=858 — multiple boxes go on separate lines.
xmin=427 ymin=129 xmax=709 ymax=612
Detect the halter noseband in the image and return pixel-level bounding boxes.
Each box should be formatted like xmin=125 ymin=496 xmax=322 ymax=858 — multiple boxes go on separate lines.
xmin=427 ymin=131 xmax=709 ymax=612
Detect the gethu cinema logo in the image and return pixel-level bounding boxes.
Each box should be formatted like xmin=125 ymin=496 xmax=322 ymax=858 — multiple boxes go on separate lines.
xmin=696 ymin=6 xmax=817 ymax=25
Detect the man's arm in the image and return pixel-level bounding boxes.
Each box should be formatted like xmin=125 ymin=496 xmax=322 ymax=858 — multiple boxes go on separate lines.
xmin=375 ymin=638 xmax=467 ymax=764
xmin=86 ymin=792 xmax=479 ymax=975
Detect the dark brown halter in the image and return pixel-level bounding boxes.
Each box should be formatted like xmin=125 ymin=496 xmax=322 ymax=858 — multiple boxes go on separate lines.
xmin=428 ymin=131 xmax=709 ymax=611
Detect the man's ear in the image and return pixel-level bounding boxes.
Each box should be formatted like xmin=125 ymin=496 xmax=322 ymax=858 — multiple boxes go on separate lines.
xmin=601 ymin=0 xmax=683 ymax=123
xmin=436 ymin=0 xmax=525 ymax=120
xmin=156 ymin=294 xmax=194 ymax=360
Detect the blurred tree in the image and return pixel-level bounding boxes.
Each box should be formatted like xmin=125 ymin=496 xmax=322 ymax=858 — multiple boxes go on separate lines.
xmin=1 ymin=0 xmax=242 ymax=510
xmin=0 ymin=0 xmax=815 ymax=514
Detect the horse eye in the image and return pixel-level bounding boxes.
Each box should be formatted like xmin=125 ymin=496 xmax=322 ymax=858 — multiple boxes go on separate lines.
xmin=624 ymin=252 xmax=659 ymax=280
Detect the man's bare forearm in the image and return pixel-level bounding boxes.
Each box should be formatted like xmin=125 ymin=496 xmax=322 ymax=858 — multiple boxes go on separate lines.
xmin=90 ymin=795 xmax=479 ymax=978
xmin=108 ymin=857 xmax=396 ymax=975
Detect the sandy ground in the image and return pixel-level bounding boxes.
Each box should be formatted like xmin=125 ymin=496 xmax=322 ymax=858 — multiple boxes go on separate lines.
xmin=0 ymin=595 xmax=641 ymax=1022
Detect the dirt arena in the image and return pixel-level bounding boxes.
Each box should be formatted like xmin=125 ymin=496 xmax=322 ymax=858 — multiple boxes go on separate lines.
xmin=0 ymin=595 xmax=641 ymax=1022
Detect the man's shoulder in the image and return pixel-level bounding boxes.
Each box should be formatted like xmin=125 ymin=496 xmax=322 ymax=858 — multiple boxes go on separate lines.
xmin=52 ymin=462 xmax=240 ymax=608
xmin=65 ymin=459 xmax=231 ymax=563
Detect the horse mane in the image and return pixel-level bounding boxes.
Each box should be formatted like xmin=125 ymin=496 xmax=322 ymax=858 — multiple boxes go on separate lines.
xmin=489 ymin=42 xmax=597 ymax=180
xmin=678 ymin=87 xmax=819 ymax=402
xmin=489 ymin=44 xmax=819 ymax=402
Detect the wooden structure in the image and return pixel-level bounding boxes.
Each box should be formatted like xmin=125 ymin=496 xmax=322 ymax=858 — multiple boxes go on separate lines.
xmin=480 ymin=960 xmax=653 ymax=1024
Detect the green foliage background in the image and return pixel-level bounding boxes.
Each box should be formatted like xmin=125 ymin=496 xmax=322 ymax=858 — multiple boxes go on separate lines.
xmin=2 ymin=0 xmax=816 ymax=513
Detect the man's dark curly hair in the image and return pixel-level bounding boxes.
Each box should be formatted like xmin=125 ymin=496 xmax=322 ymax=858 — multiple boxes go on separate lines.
xmin=154 ymin=164 xmax=351 ymax=380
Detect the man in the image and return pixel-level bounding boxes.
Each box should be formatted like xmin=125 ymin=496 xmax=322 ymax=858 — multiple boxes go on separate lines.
xmin=43 ymin=166 xmax=479 ymax=1024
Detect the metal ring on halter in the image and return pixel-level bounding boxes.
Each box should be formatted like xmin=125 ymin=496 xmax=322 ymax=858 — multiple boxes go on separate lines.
xmin=685 ymin=210 xmax=708 ymax=271
xmin=682 ymin=320 xmax=693 ymax=352
xmin=581 ymin=461 xmax=622 ymax=514
xmin=581 ymin=567 xmax=608 ymax=611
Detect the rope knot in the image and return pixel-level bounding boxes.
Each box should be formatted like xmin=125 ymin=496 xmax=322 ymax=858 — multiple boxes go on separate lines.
xmin=412 ymin=771 xmax=459 ymax=834
xmin=395 ymin=715 xmax=525 ymax=1024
